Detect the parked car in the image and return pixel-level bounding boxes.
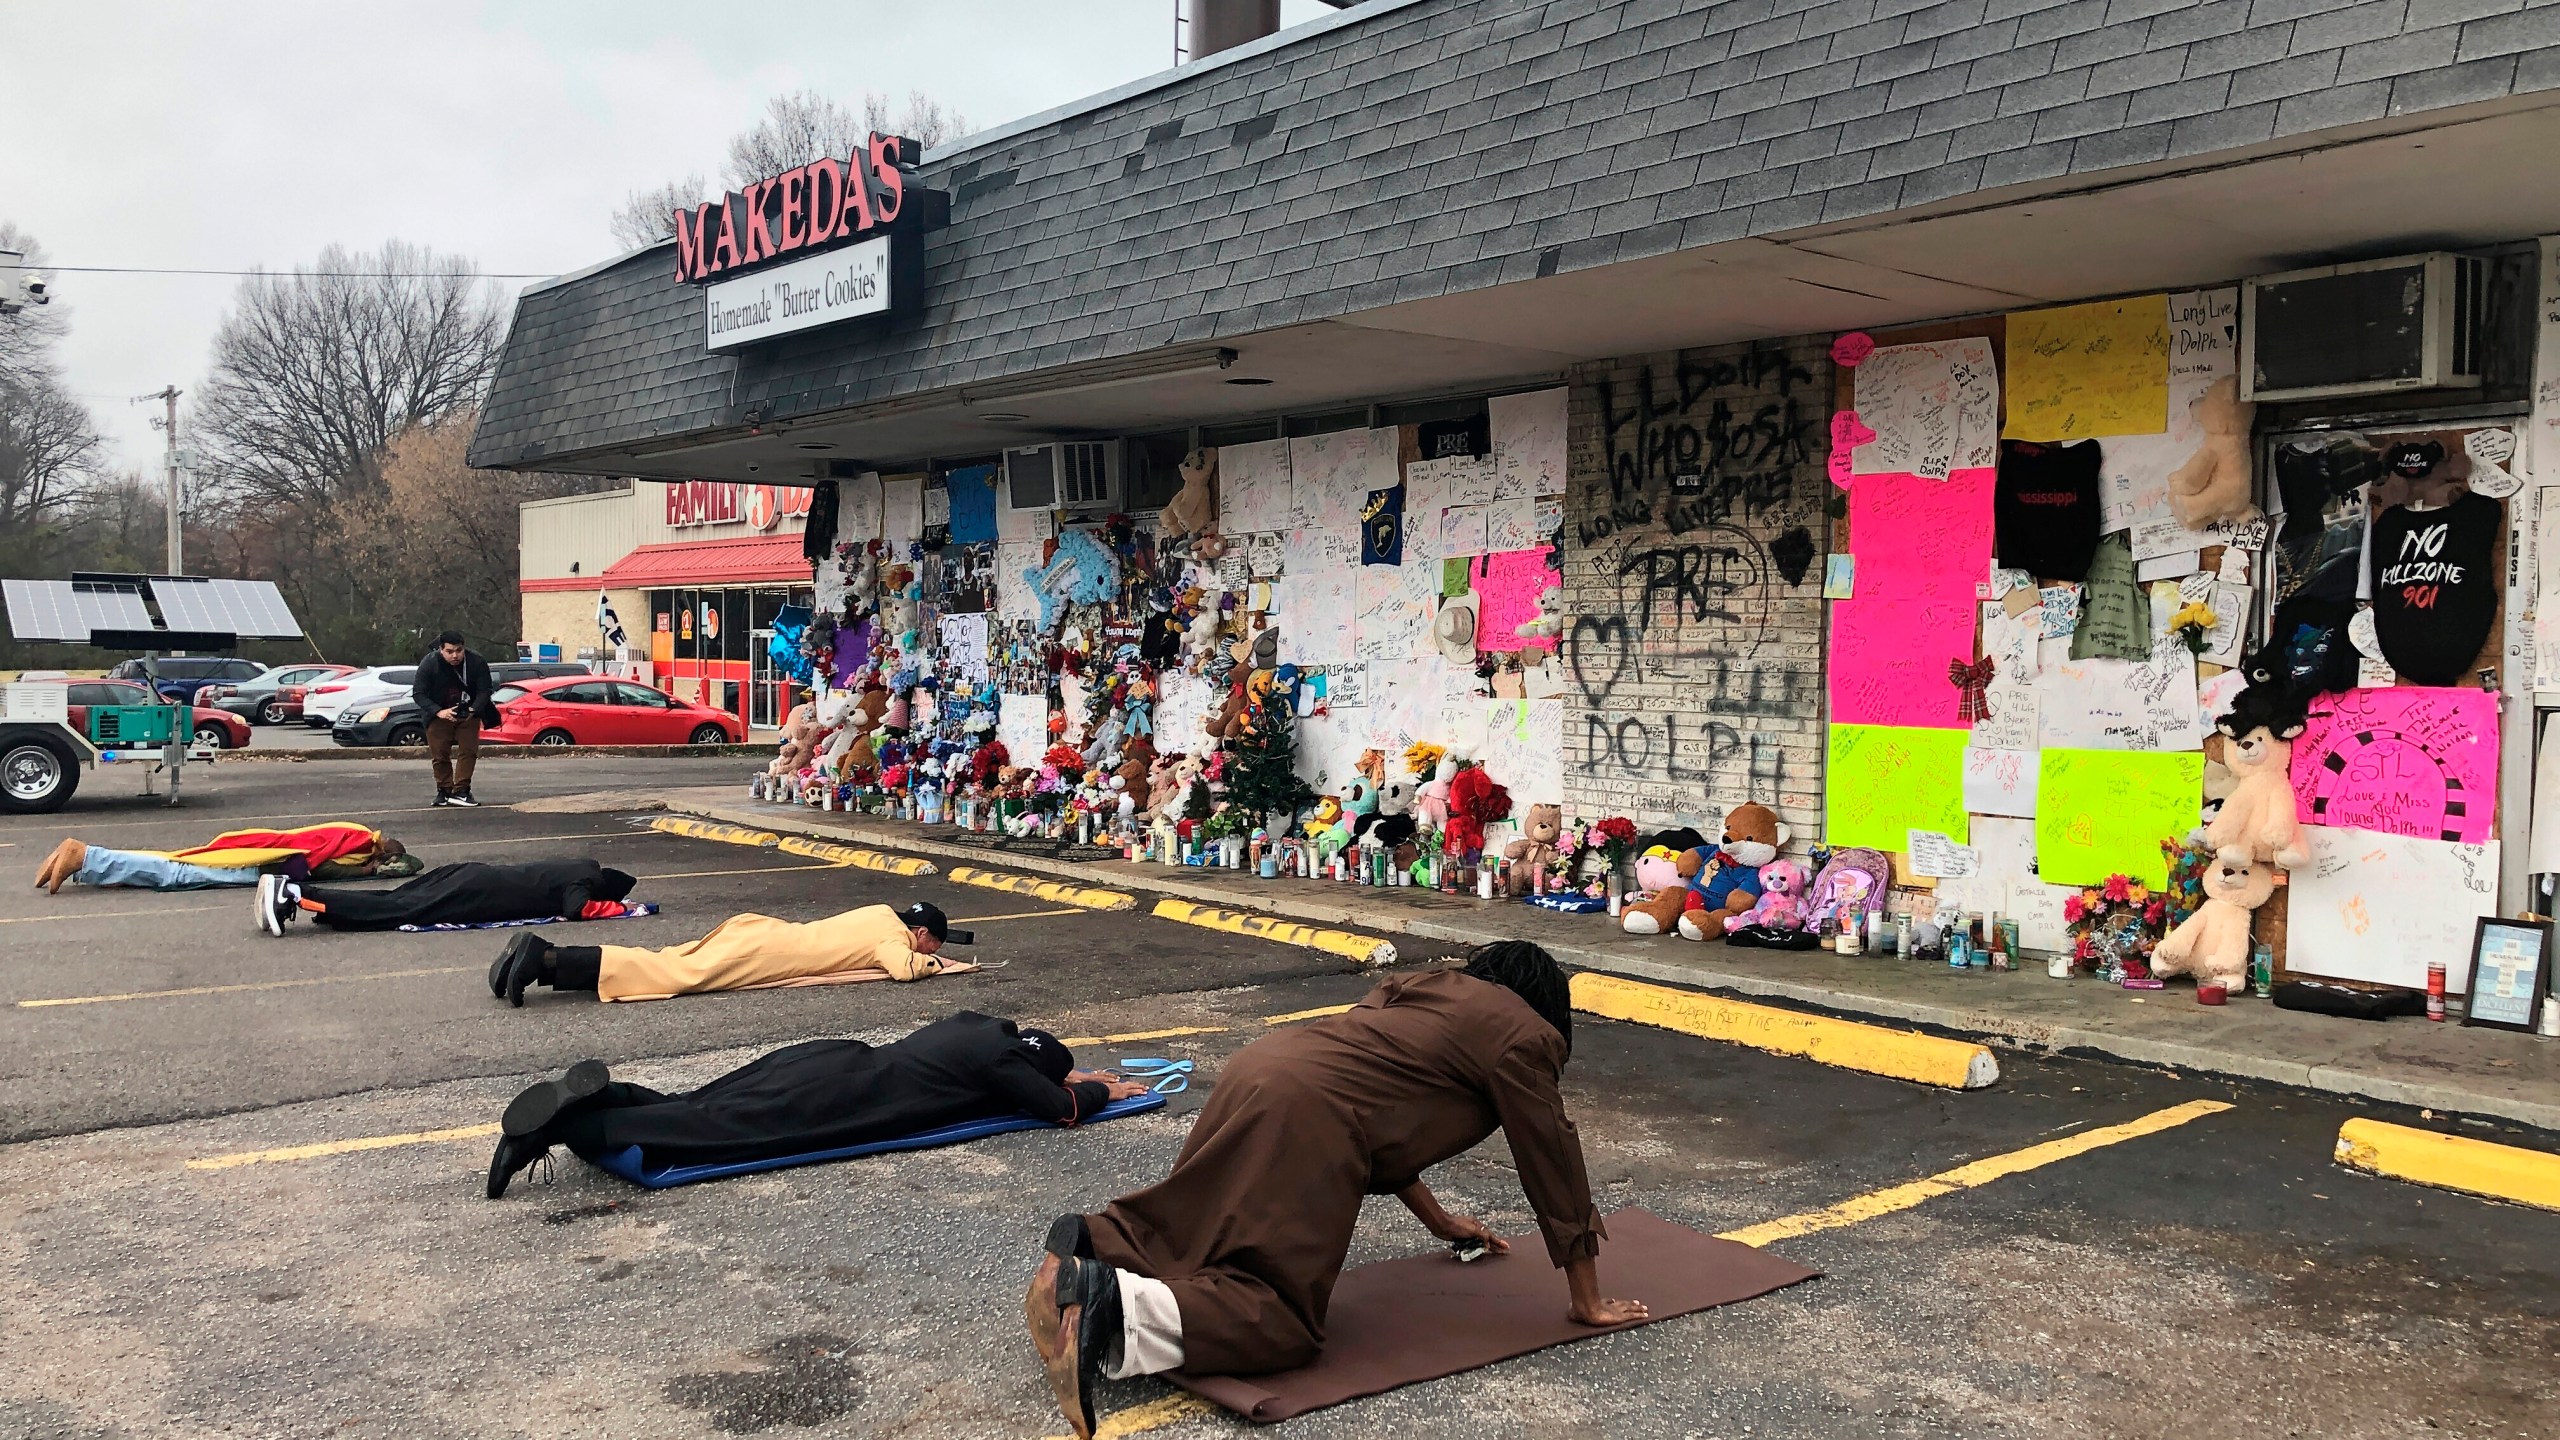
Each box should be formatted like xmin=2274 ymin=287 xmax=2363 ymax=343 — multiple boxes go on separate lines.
xmin=302 ymin=666 xmax=415 ymax=728
xmin=483 ymin=676 xmax=745 ymax=747
xmin=327 ymin=663 xmax=601 ymax=747
xmin=200 ymin=663 xmax=356 ymax=725
xmin=63 ymin=679 xmax=250 ymax=749
xmin=105 ymin=656 xmax=266 ymax=705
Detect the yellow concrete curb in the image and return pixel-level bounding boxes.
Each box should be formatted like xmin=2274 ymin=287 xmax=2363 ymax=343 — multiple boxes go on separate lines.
xmin=947 ymin=865 xmax=1133 ymax=910
xmin=1571 ymin=973 xmax=2000 ymax=1090
xmin=2334 ymin=1118 xmax=2560 ymax=1213
xmin=775 ymin=835 xmax=937 ymax=876
xmin=649 ymin=816 xmax=781 ymax=848
xmin=1150 ymin=899 xmax=1397 ymax=967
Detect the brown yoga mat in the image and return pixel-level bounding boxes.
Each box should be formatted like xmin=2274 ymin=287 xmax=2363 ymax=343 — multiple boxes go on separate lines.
xmin=1170 ymin=1207 xmax=1818 ymax=1423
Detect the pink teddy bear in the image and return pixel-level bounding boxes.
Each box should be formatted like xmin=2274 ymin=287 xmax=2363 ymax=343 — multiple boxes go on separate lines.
xmin=1733 ymin=859 xmax=1807 ymax=931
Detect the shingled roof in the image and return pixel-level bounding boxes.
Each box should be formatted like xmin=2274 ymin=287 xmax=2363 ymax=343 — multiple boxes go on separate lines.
xmin=472 ymin=0 xmax=2560 ymax=470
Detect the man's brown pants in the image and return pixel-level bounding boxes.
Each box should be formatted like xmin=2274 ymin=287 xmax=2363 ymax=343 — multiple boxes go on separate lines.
xmin=428 ymin=715 xmax=480 ymax=794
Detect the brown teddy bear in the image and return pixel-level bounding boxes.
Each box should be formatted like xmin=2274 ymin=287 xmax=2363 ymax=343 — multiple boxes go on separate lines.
xmin=1158 ymin=448 xmax=1218 ymax=540
xmin=2166 ymin=374 xmax=2257 ymax=529
xmin=1503 ymin=804 xmax=1565 ymax=896
xmin=2153 ymin=855 xmax=2275 ymax=991
xmin=1621 ymin=802 xmax=1785 ymax=939
xmin=1209 ymin=684 xmax=1251 ymax=743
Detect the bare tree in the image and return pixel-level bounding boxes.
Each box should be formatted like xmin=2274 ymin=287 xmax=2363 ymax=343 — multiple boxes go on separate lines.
xmin=721 ymin=88 xmax=970 ymax=189
xmin=0 ymin=221 xmax=69 ymax=391
xmin=609 ymin=173 xmax=707 ymax=251
xmin=863 ymin=89 xmax=970 ymax=151
xmin=193 ymin=241 xmax=504 ymax=507
xmin=0 ymin=221 xmax=103 ymax=543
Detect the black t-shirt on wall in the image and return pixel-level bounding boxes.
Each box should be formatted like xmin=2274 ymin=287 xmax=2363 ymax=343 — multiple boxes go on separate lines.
xmin=1995 ymin=439 xmax=2103 ymax=581
xmin=2369 ymin=491 xmax=2501 ymax=686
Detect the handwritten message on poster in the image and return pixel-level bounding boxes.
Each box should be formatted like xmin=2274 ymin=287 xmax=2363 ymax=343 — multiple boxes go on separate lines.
xmin=1282 ymin=571 xmax=1357 ymax=664
xmin=1482 ymin=698 xmax=1566 ymax=804
xmin=1471 ymin=549 xmax=1560 ymax=652
xmin=1827 ymin=724 xmax=1970 ymax=852
xmin=1354 ymin=561 xmax=1437 ymax=661
xmin=2098 ymin=288 xmax=2238 ymax=536
xmin=1217 ymin=438 xmax=1293 ymax=534
xmin=1962 ymin=746 xmax=2040 ymax=817
xmin=2071 ymin=534 xmax=2152 ymax=660
xmin=997 ymin=692 xmax=1049 ymax=763
xmin=2289 ymin=686 xmax=2500 ymax=843
xmin=1287 ymin=430 xmax=1380 ymax=532
xmin=1489 ymin=387 xmax=1568 ymax=499
xmin=2034 ymin=748 xmax=2204 ymax=887
xmin=1829 ymin=595 xmax=1978 ymax=729
xmin=1970 ymin=605 xmax=2040 ymax=750
xmin=2290 ymin=827 xmax=2499 ymax=992
xmin=1849 ymin=471 xmax=1997 ymax=596
xmin=1851 ymin=337 xmax=1999 ymax=481
xmin=2005 ymin=295 xmax=2171 ymax=442
xmin=2037 ymin=596 xmax=2202 ymax=751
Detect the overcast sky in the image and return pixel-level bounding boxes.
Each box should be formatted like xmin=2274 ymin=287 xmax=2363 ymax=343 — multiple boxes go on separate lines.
xmin=0 ymin=0 xmax=1337 ymax=476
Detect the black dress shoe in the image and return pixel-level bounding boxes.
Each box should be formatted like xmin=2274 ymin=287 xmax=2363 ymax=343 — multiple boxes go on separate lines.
xmin=1032 ymin=1254 xmax=1121 ymax=1438
xmin=494 ymin=931 xmax=555 ymax=1007
xmin=486 ymin=1133 xmax=550 ymax=1199
xmin=501 ymin=1058 xmax=611 ymax=1138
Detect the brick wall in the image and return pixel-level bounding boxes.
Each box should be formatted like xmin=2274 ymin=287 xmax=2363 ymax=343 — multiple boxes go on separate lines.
xmin=1559 ymin=336 xmax=1833 ymax=846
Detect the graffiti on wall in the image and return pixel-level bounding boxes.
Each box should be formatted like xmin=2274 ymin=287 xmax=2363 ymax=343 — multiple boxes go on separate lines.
xmin=1562 ymin=344 xmax=1830 ymax=823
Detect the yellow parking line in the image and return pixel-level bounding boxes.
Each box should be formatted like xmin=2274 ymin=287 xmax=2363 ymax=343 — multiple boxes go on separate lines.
xmin=0 ymin=903 xmax=228 ymax=925
xmin=1717 ymin=1099 xmax=2234 ymax=1247
xmin=948 ymin=865 xmax=1133 ymax=910
xmin=1057 ymin=1025 xmax=1229 ymax=1048
xmin=1261 ymin=1003 xmax=1355 ymax=1025
xmin=19 ymin=964 xmax=482 ymax=1008
xmin=1149 ymin=899 xmax=1395 ymax=967
xmin=188 ymin=1123 xmax=501 ymax=1171
xmin=1571 ymin=973 xmax=2000 ymax=1090
xmin=1047 ymin=1393 xmax=1217 ymax=1440
xmin=2335 ymin=1117 xmax=2560 ymax=1212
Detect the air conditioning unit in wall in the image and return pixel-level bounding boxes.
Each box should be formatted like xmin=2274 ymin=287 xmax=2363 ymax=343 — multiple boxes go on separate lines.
xmin=1003 ymin=441 xmax=1121 ymax=514
xmin=2241 ymin=252 xmax=2487 ymax=403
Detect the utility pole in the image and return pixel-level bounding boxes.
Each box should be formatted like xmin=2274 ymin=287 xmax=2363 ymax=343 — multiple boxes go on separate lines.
xmin=135 ymin=386 xmax=183 ymax=572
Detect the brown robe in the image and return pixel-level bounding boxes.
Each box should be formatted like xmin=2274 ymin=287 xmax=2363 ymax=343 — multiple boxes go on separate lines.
xmin=1084 ymin=969 xmax=1604 ymax=1376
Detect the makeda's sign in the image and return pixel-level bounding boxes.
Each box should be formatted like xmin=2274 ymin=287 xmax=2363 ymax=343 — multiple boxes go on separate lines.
xmin=675 ymin=131 xmax=944 ymax=352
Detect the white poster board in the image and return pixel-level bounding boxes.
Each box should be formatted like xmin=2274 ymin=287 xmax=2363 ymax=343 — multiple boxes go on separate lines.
xmin=2288 ymin=826 xmax=2500 ymax=993
xmin=1217 ymin=439 xmax=1293 ymax=534
xmin=1489 ymin=387 xmax=1568 ymax=498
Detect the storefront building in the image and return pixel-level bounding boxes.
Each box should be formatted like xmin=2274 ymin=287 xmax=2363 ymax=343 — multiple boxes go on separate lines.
xmin=519 ymin=481 xmax=816 ymax=729
xmin=486 ymin=0 xmax=2560 ymax=1024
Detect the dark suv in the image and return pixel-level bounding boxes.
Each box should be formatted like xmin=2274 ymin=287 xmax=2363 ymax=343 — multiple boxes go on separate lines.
xmin=106 ymin=656 xmax=266 ymax=705
xmin=331 ymin=661 xmax=596 ymax=746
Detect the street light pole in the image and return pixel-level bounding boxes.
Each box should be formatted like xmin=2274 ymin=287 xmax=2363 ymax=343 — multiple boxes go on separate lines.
xmin=134 ymin=386 xmax=183 ymax=573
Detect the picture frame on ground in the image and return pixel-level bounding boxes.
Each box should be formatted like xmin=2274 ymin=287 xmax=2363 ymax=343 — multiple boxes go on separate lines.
xmin=2461 ymin=918 xmax=2552 ymax=1033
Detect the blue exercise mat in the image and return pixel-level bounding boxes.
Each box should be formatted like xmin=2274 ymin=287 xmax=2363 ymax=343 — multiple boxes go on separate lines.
xmin=588 ymin=1092 xmax=1169 ymax=1189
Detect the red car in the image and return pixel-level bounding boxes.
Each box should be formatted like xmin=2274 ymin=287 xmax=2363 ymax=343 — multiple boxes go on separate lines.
xmin=485 ymin=676 xmax=744 ymax=747
xmin=62 ymin=679 xmax=253 ymax=749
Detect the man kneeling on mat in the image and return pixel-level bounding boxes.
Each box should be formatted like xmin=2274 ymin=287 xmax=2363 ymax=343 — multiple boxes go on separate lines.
xmin=1026 ymin=941 xmax=1645 ymax=1439
xmin=253 ymin=859 xmax=640 ymax=936
xmin=485 ymin=899 xmax=970 ymax=1007
xmin=486 ymin=1012 xmax=1153 ymax=1197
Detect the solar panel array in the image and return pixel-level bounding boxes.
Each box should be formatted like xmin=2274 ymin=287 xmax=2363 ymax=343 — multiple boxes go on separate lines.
xmin=2 ymin=578 xmax=154 ymax=642
xmin=148 ymin=577 xmax=304 ymax=640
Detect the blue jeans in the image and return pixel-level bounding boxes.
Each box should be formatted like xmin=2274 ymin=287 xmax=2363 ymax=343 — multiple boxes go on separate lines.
xmin=76 ymin=847 xmax=260 ymax=891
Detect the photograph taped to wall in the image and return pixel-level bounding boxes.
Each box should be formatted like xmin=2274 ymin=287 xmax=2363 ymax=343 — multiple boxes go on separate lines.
xmin=2289 ymin=827 xmax=2499 ymax=993
xmin=939 ymin=543 xmax=994 ymax=614
xmin=1218 ymin=439 xmax=1293 ymax=534
xmin=939 ymin=612 xmax=989 ymax=686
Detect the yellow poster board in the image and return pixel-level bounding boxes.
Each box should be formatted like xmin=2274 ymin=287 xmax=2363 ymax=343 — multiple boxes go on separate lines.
xmin=2034 ymin=748 xmax=2203 ymax=887
xmin=1826 ymin=724 xmax=1968 ymax=852
xmin=2003 ymin=296 xmax=2171 ymax=441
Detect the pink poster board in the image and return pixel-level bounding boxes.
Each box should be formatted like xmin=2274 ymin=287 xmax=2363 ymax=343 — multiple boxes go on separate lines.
xmin=2288 ymin=686 xmax=2499 ymax=844
xmin=1846 ymin=470 xmax=1996 ymax=598
xmin=1828 ymin=592 xmax=1976 ymax=729
xmin=1473 ymin=549 xmax=1560 ymax=652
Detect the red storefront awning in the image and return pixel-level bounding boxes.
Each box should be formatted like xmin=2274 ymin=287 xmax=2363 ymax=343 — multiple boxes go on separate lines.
xmin=588 ymin=534 xmax=814 ymax=589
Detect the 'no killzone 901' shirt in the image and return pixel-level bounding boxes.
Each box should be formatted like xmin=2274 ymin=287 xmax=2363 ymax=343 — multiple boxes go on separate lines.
xmin=2368 ymin=491 xmax=2501 ymax=686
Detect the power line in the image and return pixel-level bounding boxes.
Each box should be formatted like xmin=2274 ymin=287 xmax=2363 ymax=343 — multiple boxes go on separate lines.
xmin=35 ymin=265 xmax=557 ymax=278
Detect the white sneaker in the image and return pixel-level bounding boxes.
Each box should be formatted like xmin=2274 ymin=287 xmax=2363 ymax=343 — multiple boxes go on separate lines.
xmin=255 ymin=874 xmax=283 ymax=937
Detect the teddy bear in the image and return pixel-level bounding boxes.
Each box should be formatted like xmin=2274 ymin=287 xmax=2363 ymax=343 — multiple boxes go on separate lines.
xmin=760 ymin=700 xmax=819 ymax=789
xmin=1157 ymin=448 xmax=1219 ymax=540
xmin=1209 ymin=684 xmax=1251 ymax=743
xmin=1503 ymin=804 xmax=1565 ymax=896
xmin=2206 ymin=688 xmax=2310 ymax=870
xmin=1358 ymin=767 xmax=1420 ymax=850
xmin=2153 ymin=855 xmax=2276 ymax=991
xmin=1622 ymin=803 xmax=1787 ymax=939
xmin=1731 ymin=858 xmax=1807 ymax=932
xmin=2166 ymin=374 xmax=2258 ymax=530
xmin=1414 ymin=755 xmax=1458 ymax=835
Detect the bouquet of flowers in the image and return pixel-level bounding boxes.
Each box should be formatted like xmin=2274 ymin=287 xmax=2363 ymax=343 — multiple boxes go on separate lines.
xmin=2062 ymin=874 xmax=2169 ymax=982
xmin=2169 ymin=599 xmax=2217 ymax=656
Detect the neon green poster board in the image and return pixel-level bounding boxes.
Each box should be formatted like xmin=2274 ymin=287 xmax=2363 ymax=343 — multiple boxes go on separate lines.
xmin=1826 ymin=724 xmax=1968 ymax=852
xmin=2035 ymin=749 xmax=2204 ymax=887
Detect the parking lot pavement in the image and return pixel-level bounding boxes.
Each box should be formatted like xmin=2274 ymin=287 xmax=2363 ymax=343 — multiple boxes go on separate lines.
xmin=4 ymin=759 xmax=2557 ymax=1438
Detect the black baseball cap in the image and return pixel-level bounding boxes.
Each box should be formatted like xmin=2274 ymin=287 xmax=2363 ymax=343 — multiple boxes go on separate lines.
xmin=903 ymin=901 xmax=972 ymax=945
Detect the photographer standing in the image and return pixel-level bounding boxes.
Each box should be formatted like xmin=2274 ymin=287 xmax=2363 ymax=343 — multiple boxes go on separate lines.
xmin=412 ymin=631 xmax=497 ymax=807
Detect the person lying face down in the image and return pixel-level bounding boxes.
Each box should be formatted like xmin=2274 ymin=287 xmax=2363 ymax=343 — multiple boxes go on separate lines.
xmin=253 ymin=859 xmax=639 ymax=936
xmin=486 ymin=1011 xmax=1152 ymax=1198
xmin=486 ymin=899 xmax=972 ymax=1006
xmin=1026 ymin=940 xmax=1646 ymax=1440
xmin=35 ymin=823 xmax=410 ymax=894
